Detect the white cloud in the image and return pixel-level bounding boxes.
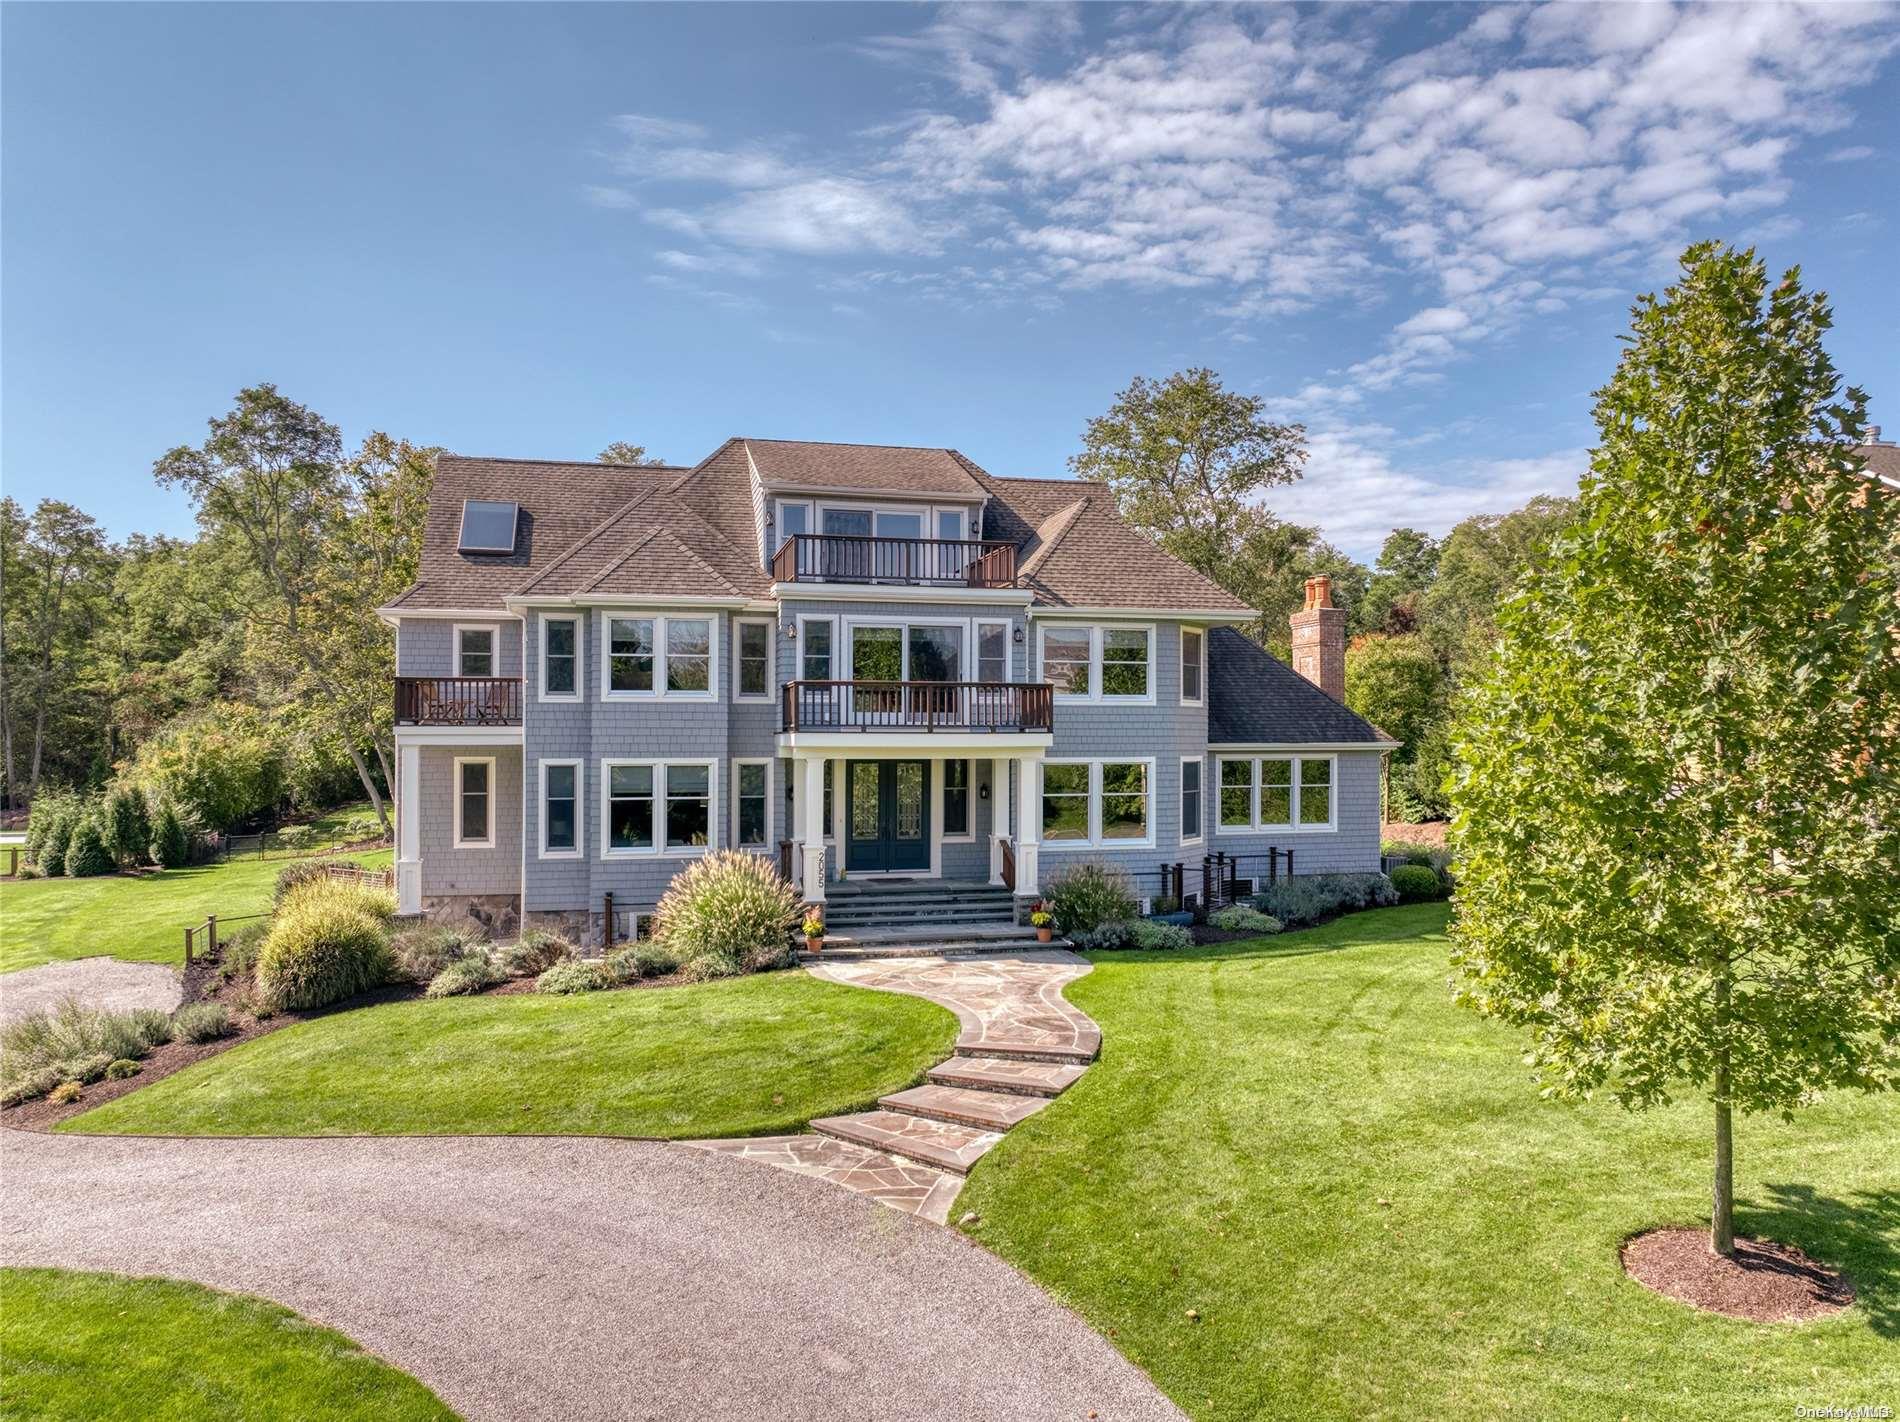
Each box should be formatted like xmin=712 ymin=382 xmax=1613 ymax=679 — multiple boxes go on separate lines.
xmin=1826 ymin=144 xmax=1877 ymax=162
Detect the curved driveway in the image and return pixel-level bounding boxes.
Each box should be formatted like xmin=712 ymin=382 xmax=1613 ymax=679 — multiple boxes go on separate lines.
xmin=1 ymin=1129 xmax=1181 ymax=1422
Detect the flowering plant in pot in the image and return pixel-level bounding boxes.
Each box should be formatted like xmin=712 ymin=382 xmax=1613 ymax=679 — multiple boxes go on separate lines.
xmin=801 ymin=912 xmax=825 ymax=952
xmin=1028 ymin=903 xmax=1054 ymax=943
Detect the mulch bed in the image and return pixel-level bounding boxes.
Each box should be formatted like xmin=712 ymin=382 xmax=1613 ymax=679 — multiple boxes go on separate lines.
xmin=1620 ymin=1227 xmax=1854 ymax=1322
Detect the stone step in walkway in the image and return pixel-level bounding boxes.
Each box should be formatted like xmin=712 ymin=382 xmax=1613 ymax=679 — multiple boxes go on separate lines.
xmin=688 ymin=951 xmax=1101 ymax=1225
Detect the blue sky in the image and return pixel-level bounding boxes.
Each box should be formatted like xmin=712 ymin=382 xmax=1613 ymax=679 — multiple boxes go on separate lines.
xmin=5 ymin=2 xmax=1896 ymax=560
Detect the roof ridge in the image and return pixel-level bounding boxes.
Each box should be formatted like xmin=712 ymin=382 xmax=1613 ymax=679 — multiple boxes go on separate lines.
xmin=440 ymin=454 xmax=692 ymax=472
xmin=1017 ymin=496 xmax=1090 ymax=582
xmin=743 ymin=436 xmax=959 ymax=455
xmin=577 ymin=528 xmax=664 ymax=594
xmin=515 ymin=480 xmax=671 ymax=594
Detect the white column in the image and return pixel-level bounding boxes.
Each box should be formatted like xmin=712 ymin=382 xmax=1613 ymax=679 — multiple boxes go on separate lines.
xmin=1014 ymin=754 xmax=1041 ymax=901
xmin=801 ymin=755 xmax=827 ymax=903
xmin=988 ymin=756 xmax=1010 ymax=884
xmin=395 ymin=738 xmax=423 ymax=915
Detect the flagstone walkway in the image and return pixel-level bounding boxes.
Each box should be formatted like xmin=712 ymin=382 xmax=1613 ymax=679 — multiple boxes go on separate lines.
xmin=688 ymin=951 xmax=1100 ymax=1224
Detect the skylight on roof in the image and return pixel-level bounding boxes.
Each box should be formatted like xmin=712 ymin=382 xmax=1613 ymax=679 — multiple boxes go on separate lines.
xmin=458 ymin=500 xmax=519 ymax=554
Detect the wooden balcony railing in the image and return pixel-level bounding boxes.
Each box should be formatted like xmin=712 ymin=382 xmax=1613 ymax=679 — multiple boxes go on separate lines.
xmin=771 ymin=534 xmax=1017 ymax=588
xmin=781 ymin=680 xmax=1053 ymax=733
xmin=395 ymin=676 xmax=523 ymax=727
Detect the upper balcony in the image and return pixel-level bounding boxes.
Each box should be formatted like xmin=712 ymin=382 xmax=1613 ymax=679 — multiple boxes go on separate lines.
xmin=770 ymin=534 xmax=1016 ymax=589
xmin=781 ymin=680 xmax=1053 ymax=734
xmin=395 ymin=676 xmax=523 ymax=727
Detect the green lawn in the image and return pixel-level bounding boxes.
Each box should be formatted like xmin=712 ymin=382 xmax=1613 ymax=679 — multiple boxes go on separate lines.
xmin=0 ymin=825 xmax=392 ymax=972
xmin=63 ymin=970 xmax=957 ymax=1139
xmin=0 ymin=1268 xmax=455 ymax=1421
xmin=960 ymin=904 xmax=1900 ymax=1422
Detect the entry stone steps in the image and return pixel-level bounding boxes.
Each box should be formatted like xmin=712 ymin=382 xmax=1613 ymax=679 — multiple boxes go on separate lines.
xmin=821 ymin=905 xmax=1019 ymax=925
xmin=879 ymin=1083 xmax=1051 ymax=1132
xmin=799 ymin=940 xmax=1052 ymax=962
xmin=926 ymin=1056 xmax=1087 ymax=1099
xmin=954 ymin=1038 xmax=1098 ymax=1067
xmin=810 ymin=1109 xmax=1002 ymax=1176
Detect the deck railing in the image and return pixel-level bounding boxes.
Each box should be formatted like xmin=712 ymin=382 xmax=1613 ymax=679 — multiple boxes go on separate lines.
xmin=771 ymin=534 xmax=1017 ymax=588
xmin=394 ymin=676 xmax=523 ymax=727
xmin=780 ymin=680 xmax=1054 ymax=733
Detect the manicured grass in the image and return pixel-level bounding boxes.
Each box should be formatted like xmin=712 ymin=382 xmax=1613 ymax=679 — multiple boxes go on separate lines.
xmin=0 ymin=1267 xmax=454 ymax=1421
xmin=960 ymin=904 xmax=1900 ymax=1422
xmin=0 ymin=807 xmax=391 ymax=972
xmin=63 ymin=970 xmax=958 ymax=1139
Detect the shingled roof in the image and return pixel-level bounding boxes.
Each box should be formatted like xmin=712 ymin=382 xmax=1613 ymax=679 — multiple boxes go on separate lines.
xmin=1206 ymin=628 xmax=1394 ymax=746
xmin=389 ymin=438 xmax=1254 ymax=615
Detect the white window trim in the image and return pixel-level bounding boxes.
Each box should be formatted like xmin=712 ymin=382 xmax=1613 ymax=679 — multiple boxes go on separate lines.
xmin=453 ymin=623 xmax=502 ymax=679
xmin=1180 ymin=755 xmax=1204 ymax=846
xmin=796 ymin=614 xmax=837 ymax=680
xmin=940 ymin=757 xmax=975 ymax=842
xmin=731 ymin=758 xmax=774 ymax=850
xmin=538 ymin=758 xmax=583 ymax=859
xmin=1036 ymin=624 xmax=1157 ymax=705
xmin=451 ymin=755 xmax=497 ymax=849
xmin=600 ymin=613 xmax=720 ymax=701
xmin=733 ymin=618 xmax=775 ymax=702
xmin=775 ymin=498 xmax=814 ymax=542
xmin=974 ymin=618 xmax=1012 ymax=683
xmin=537 ymin=613 xmax=582 ymax=703
xmin=840 ymin=615 xmax=970 ymax=681
xmin=1215 ymin=754 xmax=1338 ymax=834
xmin=1038 ymin=757 xmax=1157 ymax=851
xmin=1180 ymin=626 xmax=1205 ymax=707
xmin=599 ymin=758 xmax=719 ymax=859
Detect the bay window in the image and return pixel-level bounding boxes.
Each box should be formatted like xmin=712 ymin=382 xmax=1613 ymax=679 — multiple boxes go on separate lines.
xmin=1036 ymin=624 xmax=1155 ymax=703
xmin=1042 ymin=628 xmax=1092 ymax=696
xmin=603 ymin=760 xmax=718 ymax=856
xmin=603 ymin=614 xmax=718 ymax=699
xmin=665 ymin=764 xmax=711 ymax=848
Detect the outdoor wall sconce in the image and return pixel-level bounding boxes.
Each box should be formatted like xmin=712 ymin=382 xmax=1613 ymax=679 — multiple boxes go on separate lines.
xmin=782 ymin=620 xmax=797 ymax=639
xmin=1012 ymin=626 xmax=1025 ymax=644
xmin=978 ymin=783 xmax=990 ymax=801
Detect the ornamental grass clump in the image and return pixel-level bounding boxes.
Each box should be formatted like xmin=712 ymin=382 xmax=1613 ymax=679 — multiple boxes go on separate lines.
xmin=1130 ymin=921 xmax=1192 ymax=951
xmin=392 ymin=923 xmax=489 ymax=983
xmin=171 ymin=1003 xmax=232 ymax=1044
xmin=606 ymin=943 xmax=677 ymax=984
xmin=1209 ymin=905 xmax=1282 ymax=935
xmin=0 ymin=996 xmax=177 ymax=1106
xmin=653 ymin=850 xmax=800 ymax=980
xmin=495 ymin=928 xmax=575 ymax=979
xmin=425 ymin=952 xmax=502 ymax=999
xmin=536 ymin=959 xmax=606 ymax=995
xmin=255 ymin=879 xmax=395 ymax=1011
xmin=1046 ymin=862 xmax=1138 ymax=936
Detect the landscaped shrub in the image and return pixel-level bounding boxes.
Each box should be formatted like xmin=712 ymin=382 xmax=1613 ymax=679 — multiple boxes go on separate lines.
xmin=26 ymin=791 xmax=83 ymax=875
xmin=217 ymin=920 xmax=271 ymax=980
xmin=606 ymin=942 xmax=678 ymax=984
xmin=1389 ymin=864 xmax=1442 ymax=902
xmin=103 ymin=785 xmax=151 ymax=867
xmin=171 ymin=1003 xmax=232 ymax=1044
xmin=1 ymin=1067 xmax=63 ymax=1107
xmin=1068 ymin=920 xmax=1136 ymax=951
xmin=123 ymin=700 xmax=285 ymax=833
xmin=105 ymin=1058 xmax=142 ymax=1080
xmin=1046 ymin=862 xmax=1138 ymax=936
xmin=1209 ymin=905 xmax=1283 ymax=935
xmin=63 ymin=816 xmax=115 ymax=878
xmin=495 ymin=928 xmax=574 ymax=979
xmin=536 ymin=959 xmax=606 ymax=995
xmin=1 ymin=998 xmax=158 ymax=1079
xmin=1252 ymin=872 xmax=1399 ymax=928
xmin=58 ymin=1053 xmax=114 ymax=1085
xmin=125 ymin=1008 xmax=174 ymax=1051
xmin=150 ymin=802 xmax=190 ymax=869
xmin=425 ymin=953 xmax=501 ymax=999
xmin=1130 ymin=920 xmax=1192 ymax=951
xmin=340 ymin=813 xmax=385 ymax=844
xmin=273 ymin=824 xmax=318 ymax=855
xmin=274 ymin=858 xmax=358 ymax=905
xmin=652 ymin=850 xmax=800 ymax=979
xmin=255 ymin=880 xmax=394 ymax=1011
xmin=392 ymin=922 xmax=488 ymax=983
xmin=48 ymin=1081 xmax=83 ymax=1106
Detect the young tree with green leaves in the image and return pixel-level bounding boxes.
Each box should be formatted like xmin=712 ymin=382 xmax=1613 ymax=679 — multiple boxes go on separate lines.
xmin=1360 ymin=527 xmax=1441 ymax=635
xmin=1448 ymin=243 xmax=1900 ymax=1256
xmin=597 ymin=441 xmax=667 ymax=465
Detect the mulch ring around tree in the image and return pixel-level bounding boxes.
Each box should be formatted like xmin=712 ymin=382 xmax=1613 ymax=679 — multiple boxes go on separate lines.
xmin=1620 ymin=1227 xmax=1854 ymax=1322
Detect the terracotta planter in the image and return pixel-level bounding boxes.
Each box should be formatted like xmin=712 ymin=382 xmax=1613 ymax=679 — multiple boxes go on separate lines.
xmin=806 ymin=936 xmax=823 ymax=954
xmin=1036 ymin=926 xmax=1052 ymax=943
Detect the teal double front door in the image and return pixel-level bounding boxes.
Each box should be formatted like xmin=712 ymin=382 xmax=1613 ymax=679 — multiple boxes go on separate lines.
xmin=845 ymin=759 xmax=930 ymax=873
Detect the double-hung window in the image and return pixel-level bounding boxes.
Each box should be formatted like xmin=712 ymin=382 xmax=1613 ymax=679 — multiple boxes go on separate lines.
xmin=1101 ymin=630 xmax=1150 ymax=698
xmin=1180 ymin=758 xmax=1203 ymax=844
xmin=1042 ymin=628 xmax=1092 ymax=697
xmin=1216 ymin=756 xmax=1336 ymax=832
xmin=1040 ymin=760 xmax=1154 ymax=848
xmin=541 ymin=616 xmax=579 ymax=699
xmin=456 ymin=625 xmax=497 ymax=677
xmin=604 ymin=615 xmax=717 ymax=699
xmin=603 ymin=760 xmax=717 ymax=856
xmin=733 ymin=761 xmax=770 ymax=848
xmin=453 ymin=757 xmax=494 ymax=848
xmin=976 ymin=621 xmax=1010 ymax=682
xmin=943 ymin=759 xmax=971 ymax=838
xmin=1180 ymin=627 xmax=1204 ymax=706
xmin=800 ymin=617 xmax=834 ymax=681
xmin=1037 ymin=625 xmax=1154 ymax=702
xmin=540 ymin=760 xmax=580 ymax=857
xmin=735 ymin=619 xmax=773 ymax=701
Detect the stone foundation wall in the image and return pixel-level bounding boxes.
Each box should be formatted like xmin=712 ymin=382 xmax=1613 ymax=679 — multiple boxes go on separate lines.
xmin=420 ymin=893 xmax=521 ymax=940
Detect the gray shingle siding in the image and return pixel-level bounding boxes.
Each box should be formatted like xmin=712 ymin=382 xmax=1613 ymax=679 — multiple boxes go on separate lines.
xmin=418 ymin=745 xmax=522 ymax=894
xmin=397 ymin=617 xmax=523 ymax=678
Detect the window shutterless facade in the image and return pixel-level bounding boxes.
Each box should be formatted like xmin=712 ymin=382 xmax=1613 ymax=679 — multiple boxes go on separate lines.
xmin=539 ymin=759 xmax=581 ymax=857
xmin=1036 ymin=624 xmax=1155 ymax=703
xmin=455 ymin=624 xmax=498 ymax=678
xmin=733 ymin=760 xmax=771 ymax=848
xmin=1180 ymin=626 xmax=1204 ymax=705
xmin=601 ymin=759 xmax=718 ymax=857
xmin=1180 ymin=756 xmax=1203 ymax=845
xmin=1215 ymin=755 xmax=1337 ymax=833
xmin=1040 ymin=759 xmax=1155 ymax=849
xmin=799 ymin=615 xmax=835 ymax=680
xmin=540 ymin=615 xmax=580 ymax=700
xmin=452 ymin=756 xmax=495 ymax=848
xmin=943 ymin=758 xmax=971 ymax=839
xmin=734 ymin=618 xmax=773 ymax=701
xmin=602 ymin=615 xmax=718 ymax=700
xmin=976 ymin=620 xmax=1010 ymax=682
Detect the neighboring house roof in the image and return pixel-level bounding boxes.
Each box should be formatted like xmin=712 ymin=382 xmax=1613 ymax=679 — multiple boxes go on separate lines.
xmin=1854 ymin=439 xmax=1900 ymax=489
xmin=388 ymin=438 xmax=1249 ymax=616
xmin=1206 ymin=628 xmax=1394 ymax=746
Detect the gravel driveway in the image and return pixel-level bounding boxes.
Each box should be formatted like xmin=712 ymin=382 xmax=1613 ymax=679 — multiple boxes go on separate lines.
xmin=0 ymin=1130 xmax=1182 ymax=1422
xmin=0 ymin=958 xmax=182 ymax=1027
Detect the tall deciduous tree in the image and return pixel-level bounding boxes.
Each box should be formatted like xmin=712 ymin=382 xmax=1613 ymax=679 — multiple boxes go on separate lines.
xmin=1448 ymin=243 xmax=1900 ymax=1256
xmin=1361 ymin=528 xmax=1441 ymax=635
xmin=1071 ymin=368 xmax=1306 ymax=580
xmin=597 ymin=441 xmax=667 ymax=466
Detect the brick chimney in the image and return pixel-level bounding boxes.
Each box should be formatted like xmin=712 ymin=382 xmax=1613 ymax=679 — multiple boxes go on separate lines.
xmin=1290 ymin=575 xmax=1346 ymax=702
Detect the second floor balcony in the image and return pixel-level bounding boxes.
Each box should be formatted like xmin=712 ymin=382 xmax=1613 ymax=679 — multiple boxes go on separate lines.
xmin=781 ymin=679 xmax=1053 ymax=733
xmin=771 ymin=534 xmax=1016 ymax=589
xmin=395 ymin=676 xmax=523 ymax=727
